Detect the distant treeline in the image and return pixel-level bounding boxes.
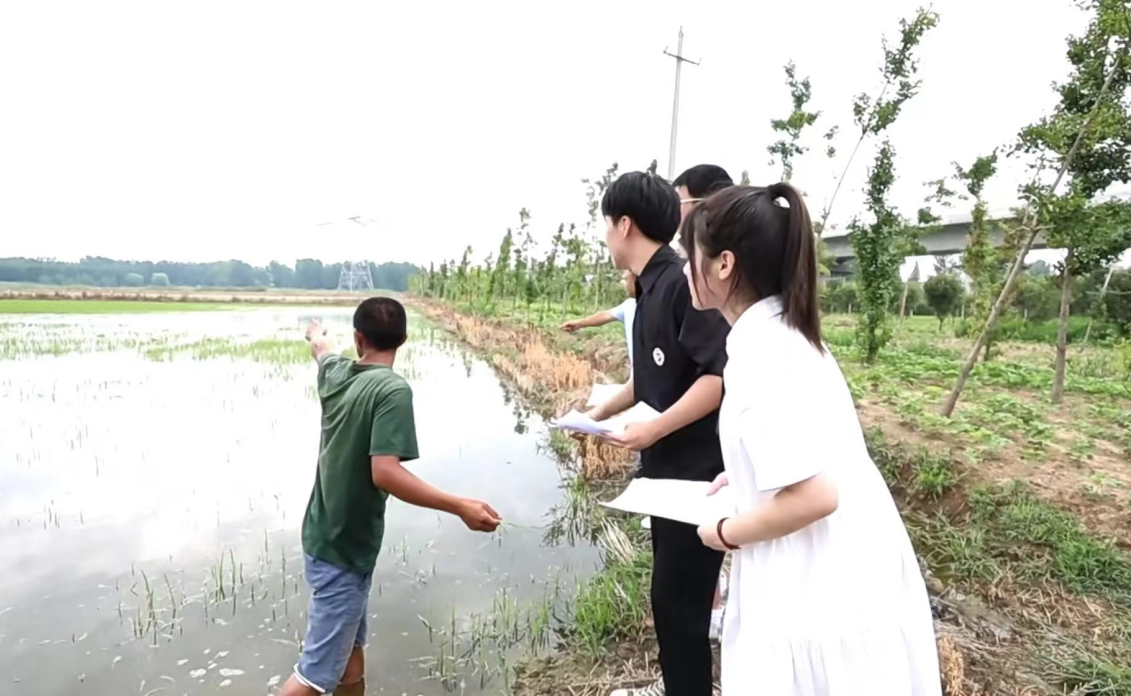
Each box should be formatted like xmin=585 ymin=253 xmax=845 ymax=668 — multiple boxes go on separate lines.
xmin=0 ymin=257 xmax=421 ymax=291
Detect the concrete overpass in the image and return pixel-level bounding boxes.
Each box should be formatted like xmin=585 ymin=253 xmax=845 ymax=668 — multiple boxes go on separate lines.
xmin=824 ymin=216 xmax=1049 ymax=276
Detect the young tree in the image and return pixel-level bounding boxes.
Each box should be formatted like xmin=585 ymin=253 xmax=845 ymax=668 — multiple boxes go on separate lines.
xmin=511 ymin=209 xmax=533 ymax=311
xmin=942 ymin=0 xmax=1131 ymax=415
xmin=924 ymin=273 xmax=966 ymax=330
xmin=817 ymin=7 xmax=940 ymax=238
xmin=767 ymin=61 xmax=821 ymax=182
xmin=850 ymin=142 xmax=904 ymax=361
xmin=455 ymin=246 xmax=472 ymax=303
xmin=899 ymin=179 xmax=954 ymax=320
xmin=1013 ymin=272 xmax=1059 ymax=320
xmin=1047 ymin=196 xmax=1131 ymax=399
xmin=829 ymin=281 xmax=859 ymax=314
xmin=956 ymin=153 xmax=1011 ymax=360
xmin=580 ymin=164 xmax=619 ymax=308
xmin=845 ymin=8 xmax=940 ymax=362
xmin=437 ymin=261 xmax=450 ymax=299
xmin=150 ymin=272 xmax=170 ymax=287
xmin=489 ymin=229 xmax=514 ymax=305
xmin=563 ymin=224 xmax=587 ymax=313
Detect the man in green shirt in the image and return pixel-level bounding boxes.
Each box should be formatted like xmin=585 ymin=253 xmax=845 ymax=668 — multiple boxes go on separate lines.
xmin=280 ymin=297 xmax=501 ymax=696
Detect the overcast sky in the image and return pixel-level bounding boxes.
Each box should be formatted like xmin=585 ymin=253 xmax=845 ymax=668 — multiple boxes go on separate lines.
xmin=0 ymin=0 xmax=1106 ymax=268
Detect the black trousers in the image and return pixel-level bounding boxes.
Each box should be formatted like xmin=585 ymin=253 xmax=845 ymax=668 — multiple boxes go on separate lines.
xmin=651 ymin=515 xmax=725 ymax=696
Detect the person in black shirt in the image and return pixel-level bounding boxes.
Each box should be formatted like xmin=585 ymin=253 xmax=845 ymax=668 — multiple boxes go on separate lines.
xmin=673 ymin=164 xmax=737 ymax=641
xmin=588 ymin=170 xmax=731 ymax=696
xmin=673 ymin=163 xmax=735 ymax=221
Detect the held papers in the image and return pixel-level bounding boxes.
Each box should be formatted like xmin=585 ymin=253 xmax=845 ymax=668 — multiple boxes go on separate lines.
xmin=599 ymin=477 xmax=737 ymax=527
xmin=549 ymin=401 xmax=661 ymax=437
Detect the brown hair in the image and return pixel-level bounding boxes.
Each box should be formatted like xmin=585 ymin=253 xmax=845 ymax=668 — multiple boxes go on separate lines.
xmin=679 ymin=183 xmax=823 ymax=352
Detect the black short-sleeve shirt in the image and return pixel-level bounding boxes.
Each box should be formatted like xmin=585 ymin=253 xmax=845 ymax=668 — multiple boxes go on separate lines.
xmin=632 ymin=245 xmax=731 ymax=481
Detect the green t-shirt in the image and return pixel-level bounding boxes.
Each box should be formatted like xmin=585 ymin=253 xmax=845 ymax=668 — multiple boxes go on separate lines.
xmin=301 ymin=354 xmax=419 ymax=573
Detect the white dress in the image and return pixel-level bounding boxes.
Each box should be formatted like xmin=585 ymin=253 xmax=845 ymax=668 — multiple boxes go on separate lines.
xmin=719 ymin=296 xmax=941 ymax=696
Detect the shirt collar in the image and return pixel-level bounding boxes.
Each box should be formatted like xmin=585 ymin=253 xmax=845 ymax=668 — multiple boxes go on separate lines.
xmin=727 ymin=295 xmax=784 ymax=355
xmin=637 ymin=244 xmax=680 ymax=295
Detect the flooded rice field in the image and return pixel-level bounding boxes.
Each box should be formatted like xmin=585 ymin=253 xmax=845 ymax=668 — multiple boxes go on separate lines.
xmin=0 ymin=307 xmax=597 ymax=694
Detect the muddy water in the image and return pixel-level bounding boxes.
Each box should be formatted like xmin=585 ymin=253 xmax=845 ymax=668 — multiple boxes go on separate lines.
xmin=0 ymin=308 xmax=596 ymax=694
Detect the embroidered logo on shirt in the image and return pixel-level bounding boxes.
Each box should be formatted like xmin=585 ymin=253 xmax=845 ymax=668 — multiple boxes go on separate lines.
xmin=652 ymin=347 xmax=665 ymax=367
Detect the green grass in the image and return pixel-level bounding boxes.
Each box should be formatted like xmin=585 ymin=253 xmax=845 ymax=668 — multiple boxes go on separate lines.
xmin=908 ymin=512 xmax=1001 ymax=583
xmin=145 ymin=337 xmax=316 ymax=364
xmin=569 ymin=539 xmax=652 ymax=655
xmin=547 ymin=429 xmax=576 ymax=462
xmin=971 ymin=482 xmax=1131 ymax=596
xmin=912 ymin=450 xmax=958 ymax=499
xmin=869 ymin=432 xmax=1131 ymax=599
xmin=1044 ymin=653 xmax=1131 ymax=696
xmin=0 ymin=299 xmax=238 ymax=314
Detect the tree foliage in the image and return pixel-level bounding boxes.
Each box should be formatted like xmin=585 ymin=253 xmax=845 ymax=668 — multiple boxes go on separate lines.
xmin=413 ymin=163 xmax=630 ymax=319
xmin=955 ymin=152 xmax=1013 ymax=359
xmin=924 ymin=273 xmax=966 ymax=329
xmin=819 ymin=7 xmax=938 ymax=240
xmin=852 ymin=8 xmax=941 ymax=137
xmin=1016 ymin=0 xmax=1131 ymax=402
xmin=767 ymin=61 xmax=821 ymax=182
xmin=850 ymin=142 xmax=904 ymax=361
xmin=843 ymin=8 xmax=939 ymax=361
xmin=943 ymin=0 xmax=1131 ymax=415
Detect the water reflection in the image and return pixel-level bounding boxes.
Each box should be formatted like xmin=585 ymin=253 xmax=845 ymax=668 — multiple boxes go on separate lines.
xmin=0 ymin=308 xmax=597 ymax=694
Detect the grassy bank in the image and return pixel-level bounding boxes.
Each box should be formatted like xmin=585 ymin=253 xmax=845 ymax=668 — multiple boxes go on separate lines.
xmin=411 ymin=296 xmax=1131 ymax=696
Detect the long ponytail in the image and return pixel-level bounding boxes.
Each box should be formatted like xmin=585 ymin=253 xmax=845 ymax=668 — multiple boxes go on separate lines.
xmin=679 ymin=183 xmax=823 ymax=352
xmin=767 ymin=183 xmax=821 ymax=352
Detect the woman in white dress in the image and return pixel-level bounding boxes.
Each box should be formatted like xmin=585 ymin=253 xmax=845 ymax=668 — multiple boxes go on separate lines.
xmin=679 ymin=183 xmax=941 ymax=696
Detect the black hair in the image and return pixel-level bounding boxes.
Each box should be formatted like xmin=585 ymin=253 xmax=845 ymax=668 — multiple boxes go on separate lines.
xmin=679 ymin=183 xmax=823 ymax=352
xmin=600 ymin=171 xmax=681 ymax=244
xmin=672 ymin=164 xmax=734 ymax=198
xmin=354 ymin=297 xmax=407 ymax=351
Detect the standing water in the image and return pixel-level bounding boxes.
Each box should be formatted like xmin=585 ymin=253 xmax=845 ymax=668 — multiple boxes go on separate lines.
xmin=0 ymin=307 xmax=596 ymax=694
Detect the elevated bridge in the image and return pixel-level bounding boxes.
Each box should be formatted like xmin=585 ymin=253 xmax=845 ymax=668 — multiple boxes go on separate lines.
xmin=824 ymin=217 xmax=1048 ymax=276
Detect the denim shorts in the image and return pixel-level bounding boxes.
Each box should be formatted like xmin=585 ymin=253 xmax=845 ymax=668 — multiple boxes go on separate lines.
xmin=293 ymin=554 xmax=374 ymax=693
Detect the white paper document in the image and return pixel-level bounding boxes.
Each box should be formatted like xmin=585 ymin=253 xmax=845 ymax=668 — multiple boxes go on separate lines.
xmin=600 ymin=477 xmax=737 ymax=527
xmin=586 ymin=382 xmax=626 ymax=408
xmin=549 ymin=401 xmax=661 ymax=437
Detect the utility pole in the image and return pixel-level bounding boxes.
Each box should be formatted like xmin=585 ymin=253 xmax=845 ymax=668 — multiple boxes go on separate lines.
xmin=663 ymin=27 xmax=699 ymax=181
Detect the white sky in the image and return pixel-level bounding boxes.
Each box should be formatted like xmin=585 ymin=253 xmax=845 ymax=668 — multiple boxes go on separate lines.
xmin=0 ymin=0 xmax=1103 ymax=268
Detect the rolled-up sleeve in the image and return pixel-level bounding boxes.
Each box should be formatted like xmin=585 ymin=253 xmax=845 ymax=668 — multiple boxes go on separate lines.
xmin=735 ymin=351 xmax=831 ymax=492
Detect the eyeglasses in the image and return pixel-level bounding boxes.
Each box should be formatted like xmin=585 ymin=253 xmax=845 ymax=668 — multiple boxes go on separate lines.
xmin=679 ymin=198 xmax=703 ymax=205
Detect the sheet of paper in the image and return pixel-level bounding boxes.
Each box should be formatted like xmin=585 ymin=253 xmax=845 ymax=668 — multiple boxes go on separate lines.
xmin=549 ymin=401 xmax=661 ymax=437
xmin=599 ymin=477 xmax=737 ymax=527
xmin=549 ymin=409 xmax=607 ymax=436
xmin=586 ymin=382 xmax=626 ymax=408
xmin=600 ymin=401 xmax=661 ymax=433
